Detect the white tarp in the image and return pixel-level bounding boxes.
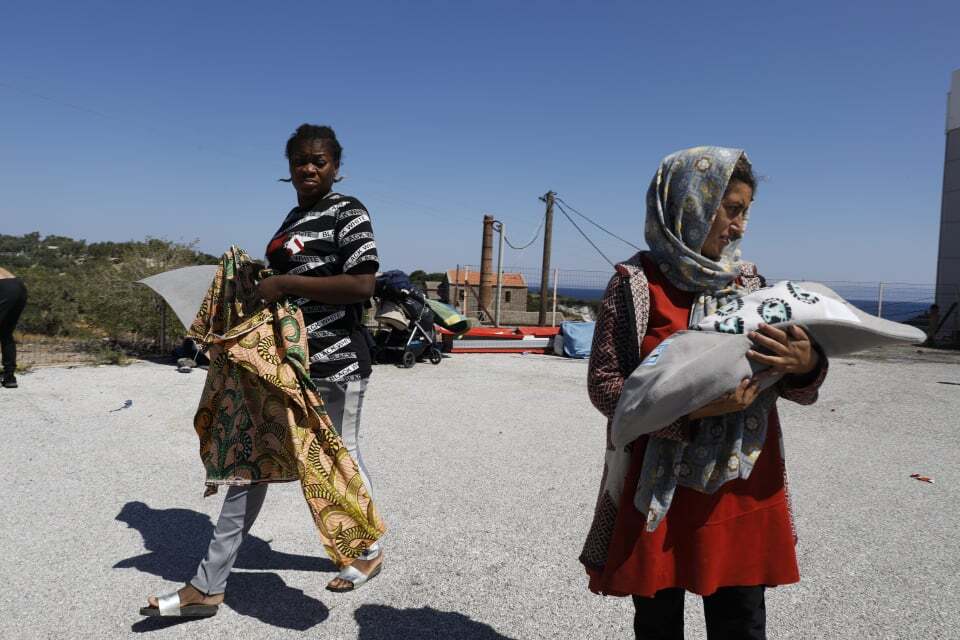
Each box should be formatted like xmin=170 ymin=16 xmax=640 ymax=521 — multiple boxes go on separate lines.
xmin=137 ymin=265 xmax=218 ymax=330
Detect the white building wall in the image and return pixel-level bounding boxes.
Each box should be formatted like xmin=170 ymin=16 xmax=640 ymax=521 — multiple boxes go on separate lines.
xmin=934 ymin=69 xmax=960 ymax=337
xmin=949 ymin=70 xmax=960 ymax=132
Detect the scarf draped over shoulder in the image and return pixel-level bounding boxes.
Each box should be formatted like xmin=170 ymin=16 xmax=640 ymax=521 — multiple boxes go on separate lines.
xmin=188 ymin=246 xmax=385 ymax=564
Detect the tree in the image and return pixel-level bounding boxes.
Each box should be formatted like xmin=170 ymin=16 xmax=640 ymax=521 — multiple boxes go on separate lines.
xmin=1 ymin=233 xmax=218 ymax=346
xmin=409 ymin=270 xmax=446 ymax=287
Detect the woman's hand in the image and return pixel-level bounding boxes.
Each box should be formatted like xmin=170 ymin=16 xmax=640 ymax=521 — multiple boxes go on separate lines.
xmin=256 ymin=275 xmax=288 ymax=304
xmin=689 ymin=377 xmax=763 ymax=419
xmin=746 ymin=323 xmax=819 ymax=375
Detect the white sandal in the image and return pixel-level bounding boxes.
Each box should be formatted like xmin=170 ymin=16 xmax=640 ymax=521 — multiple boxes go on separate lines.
xmin=139 ymin=590 xmax=219 ymax=618
xmin=327 ymin=543 xmax=383 ymax=593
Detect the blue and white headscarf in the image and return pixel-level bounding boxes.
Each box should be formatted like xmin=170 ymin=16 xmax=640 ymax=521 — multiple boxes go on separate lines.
xmin=637 ymin=146 xmax=778 ymax=531
xmin=645 ymin=145 xmax=747 ymax=323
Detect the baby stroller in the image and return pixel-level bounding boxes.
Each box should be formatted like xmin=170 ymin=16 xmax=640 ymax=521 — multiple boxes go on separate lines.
xmin=372 ymin=271 xmax=443 ymax=368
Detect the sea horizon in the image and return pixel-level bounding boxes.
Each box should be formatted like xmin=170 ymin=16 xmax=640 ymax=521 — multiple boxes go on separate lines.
xmin=543 ymin=287 xmax=933 ymax=323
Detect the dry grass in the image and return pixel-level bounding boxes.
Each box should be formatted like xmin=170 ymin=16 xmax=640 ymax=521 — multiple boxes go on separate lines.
xmin=16 ymin=332 xmax=138 ymax=370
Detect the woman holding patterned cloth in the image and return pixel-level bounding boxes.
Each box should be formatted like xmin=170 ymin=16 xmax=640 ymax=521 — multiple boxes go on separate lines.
xmin=142 ymin=124 xmax=385 ymax=618
xmin=261 ymin=124 xmax=385 ymax=592
xmin=581 ymin=147 xmax=828 ymax=639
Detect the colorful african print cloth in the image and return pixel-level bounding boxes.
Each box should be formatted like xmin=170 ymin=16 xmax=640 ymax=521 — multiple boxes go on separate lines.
xmin=187 ymin=246 xmax=385 ymax=564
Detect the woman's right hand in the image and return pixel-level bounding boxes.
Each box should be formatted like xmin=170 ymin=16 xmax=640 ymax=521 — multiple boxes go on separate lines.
xmin=256 ymin=275 xmax=288 ymax=304
xmin=688 ymin=377 xmax=763 ymax=419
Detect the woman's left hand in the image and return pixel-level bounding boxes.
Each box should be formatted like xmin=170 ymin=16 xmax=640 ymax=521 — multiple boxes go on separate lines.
xmin=256 ymin=275 xmax=288 ymax=304
xmin=746 ymin=323 xmax=819 ymax=375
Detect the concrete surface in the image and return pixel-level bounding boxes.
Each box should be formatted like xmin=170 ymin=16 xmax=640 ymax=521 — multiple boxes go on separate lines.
xmin=1 ymin=351 xmax=957 ymax=639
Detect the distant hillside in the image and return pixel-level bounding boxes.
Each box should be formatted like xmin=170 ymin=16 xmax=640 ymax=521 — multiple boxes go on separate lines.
xmin=0 ymin=232 xmax=218 ymax=271
xmin=0 ymin=232 xmax=218 ymax=340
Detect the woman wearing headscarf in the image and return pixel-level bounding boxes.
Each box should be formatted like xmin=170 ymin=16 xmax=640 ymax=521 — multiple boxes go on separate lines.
xmin=581 ymin=147 xmax=828 ymax=639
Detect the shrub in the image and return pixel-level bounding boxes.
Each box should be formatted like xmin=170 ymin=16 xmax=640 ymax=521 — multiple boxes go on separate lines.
xmin=1 ymin=233 xmax=218 ymax=350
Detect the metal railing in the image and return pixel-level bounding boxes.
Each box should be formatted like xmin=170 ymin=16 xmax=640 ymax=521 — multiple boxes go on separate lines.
xmin=15 ymin=278 xmax=182 ymax=370
xmin=461 ymin=264 xmax=955 ymax=338
xmin=12 ymin=266 xmax=957 ymax=370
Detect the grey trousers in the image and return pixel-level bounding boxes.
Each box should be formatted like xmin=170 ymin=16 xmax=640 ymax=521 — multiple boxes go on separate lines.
xmin=191 ymin=378 xmax=374 ymax=595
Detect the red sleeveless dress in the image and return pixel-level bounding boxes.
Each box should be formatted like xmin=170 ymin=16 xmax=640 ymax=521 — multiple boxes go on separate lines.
xmin=586 ymin=256 xmax=801 ymax=597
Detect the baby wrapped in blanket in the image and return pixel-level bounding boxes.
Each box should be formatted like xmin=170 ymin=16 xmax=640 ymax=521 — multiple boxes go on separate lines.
xmin=613 ymin=279 xmax=923 ymax=445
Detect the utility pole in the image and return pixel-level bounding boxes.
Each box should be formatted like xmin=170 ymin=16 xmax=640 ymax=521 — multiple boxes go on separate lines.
xmin=537 ymin=191 xmax=555 ymax=326
xmin=493 ymin=220 xmax=505 ymax=327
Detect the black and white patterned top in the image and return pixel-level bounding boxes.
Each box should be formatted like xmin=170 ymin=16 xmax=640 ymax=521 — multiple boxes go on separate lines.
xmin=265 ymin=192 xmax=379 ymax=382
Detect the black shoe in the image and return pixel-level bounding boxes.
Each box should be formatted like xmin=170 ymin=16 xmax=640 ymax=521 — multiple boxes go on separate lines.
xmin=1 ymin=374 xmax=17 ymax=388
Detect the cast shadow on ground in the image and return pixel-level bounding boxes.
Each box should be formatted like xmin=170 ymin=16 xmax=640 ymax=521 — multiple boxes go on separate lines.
xmin=115 ymin=501 xmax=333 ymax=632
xmin=355 ymin=605 xmax=517 ymax=640
xmin=130 ymin=572 xmax=329 ymax=633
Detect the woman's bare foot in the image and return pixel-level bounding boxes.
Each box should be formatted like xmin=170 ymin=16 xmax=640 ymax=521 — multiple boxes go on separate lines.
xmin=327 ymin=552 xmax=384 ymax=591
xmin=146 ymin=584 xmax=224 ymax=609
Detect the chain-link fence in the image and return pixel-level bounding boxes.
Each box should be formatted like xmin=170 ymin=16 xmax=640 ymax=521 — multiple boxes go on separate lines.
xmin=462 ymin=264 xmax=609 ymax=297
xmin=757 ymin=280 xmax=956 ymax=339
xmin=462 ymin=264 xmax=955 ymax=341
xmin=3 ymin=236 xmax=220 ymax=371
xmin=15 ymin=277 xmax=187 ymax=370
xmin=11 ymin=265 xmax=956 ymax=371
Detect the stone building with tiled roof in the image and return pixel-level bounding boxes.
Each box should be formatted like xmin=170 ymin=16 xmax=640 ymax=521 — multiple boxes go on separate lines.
xmin=440 ymin=269 xmax=528 ymax=319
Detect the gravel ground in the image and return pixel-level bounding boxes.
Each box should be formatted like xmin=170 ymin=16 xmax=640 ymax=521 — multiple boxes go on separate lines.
xmin=1 ymin=351 xmax=957 ymax=639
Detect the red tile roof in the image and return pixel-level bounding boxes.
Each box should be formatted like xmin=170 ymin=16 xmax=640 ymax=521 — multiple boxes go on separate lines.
xmin=446 ymin=269 xmax=527 ymax=288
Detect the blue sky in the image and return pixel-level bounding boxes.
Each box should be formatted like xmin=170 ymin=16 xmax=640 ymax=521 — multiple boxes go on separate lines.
xmin=1 ymin=1 xmax=957 ymax=284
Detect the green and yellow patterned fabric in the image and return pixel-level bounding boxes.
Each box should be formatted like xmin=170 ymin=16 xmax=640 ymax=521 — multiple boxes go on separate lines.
xmin=188 ymin=246 xmax=385 ymax=564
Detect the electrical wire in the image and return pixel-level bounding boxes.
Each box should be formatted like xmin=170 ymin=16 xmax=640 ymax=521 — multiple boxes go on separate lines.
xmin=0 ymin=81 xmax=251 ymax=161
xmin=502 ymin=217 xmax=544 ymax=250
xmin=361 ymin=190 xmax=457 ymax=222
xmin=0 ymin=81 xmax=481 ymax=224
xmin=554 ymin=196 xmax=642 ymax=251
xmin=553 ymin=200 xmax=615 ymax=267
